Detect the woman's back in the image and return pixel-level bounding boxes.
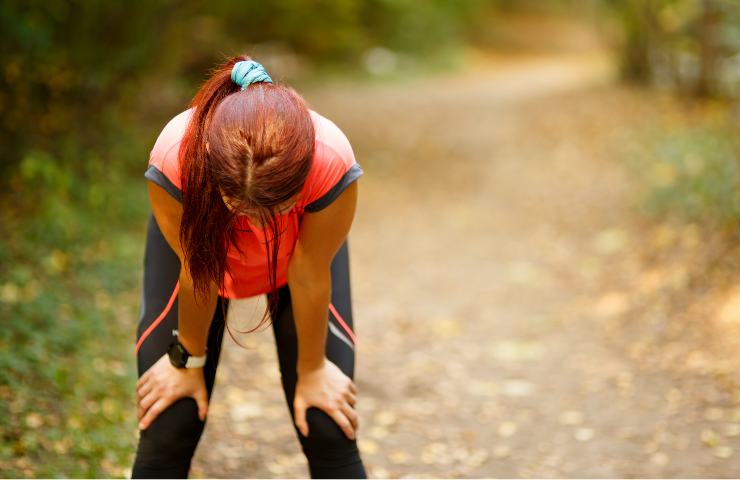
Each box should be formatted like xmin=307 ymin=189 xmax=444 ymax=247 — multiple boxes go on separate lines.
xmin=146 ymin=107 xmax=363 ymax=298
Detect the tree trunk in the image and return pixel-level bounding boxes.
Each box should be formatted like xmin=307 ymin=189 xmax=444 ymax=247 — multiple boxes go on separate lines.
xmin=696 ymin=0 xmax=721 ymax=97
xmin=620 ymin=0 xmax=655 ymax=83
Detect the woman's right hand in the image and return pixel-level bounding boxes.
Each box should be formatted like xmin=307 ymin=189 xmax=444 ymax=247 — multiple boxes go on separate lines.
xmin=136 ymin=353 xmax=209 ymax=430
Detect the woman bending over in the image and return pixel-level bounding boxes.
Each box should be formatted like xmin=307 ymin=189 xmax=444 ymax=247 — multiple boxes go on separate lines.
xmin=132 ymin=56 xmax=366 ymax=478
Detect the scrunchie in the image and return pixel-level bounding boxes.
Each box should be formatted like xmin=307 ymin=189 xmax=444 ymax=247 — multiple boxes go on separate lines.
xmin=231 ymin=60 xmax=273 ymax=90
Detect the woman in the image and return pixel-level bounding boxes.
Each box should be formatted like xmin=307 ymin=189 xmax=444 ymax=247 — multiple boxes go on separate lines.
xmin=132 ymin=56 xmax=367 ymax=478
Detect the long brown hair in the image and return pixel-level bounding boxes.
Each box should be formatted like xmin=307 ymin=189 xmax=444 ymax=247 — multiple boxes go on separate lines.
xmin=178 ymin=55 xmax=314 ymax=331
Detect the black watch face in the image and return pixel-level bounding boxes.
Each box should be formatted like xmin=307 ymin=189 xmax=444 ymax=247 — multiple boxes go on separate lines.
xmin=168 ymin=341 xmax=187 ymax=368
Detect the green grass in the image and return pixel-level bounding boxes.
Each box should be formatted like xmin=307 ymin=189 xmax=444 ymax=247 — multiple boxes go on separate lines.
xmin=0 ymin=156 xmax=149 ymax=477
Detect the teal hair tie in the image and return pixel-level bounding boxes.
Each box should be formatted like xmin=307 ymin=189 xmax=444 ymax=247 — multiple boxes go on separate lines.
xmin=231 ymin=60 xmax=273 ymax=90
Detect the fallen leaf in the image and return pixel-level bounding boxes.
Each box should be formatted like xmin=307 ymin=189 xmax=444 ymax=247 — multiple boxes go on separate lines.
xmin=492 ymin=444 xmax=511 ymax=458
xmin=506 ymin=261 xmax=543 ymax=285
xmin=714 ymin=446 xmax=733 ymax=458
xmin=369 ymin=425 xmax=389 ymax=439
xmin=230 ymin=402 xmax=262 ymax=422
xmin=359 ymin=438 xmax=379 ymax=455
xmin=592 ymin=229 xmax=629 ymax=255
xmin=723 ymin=423 xmax=740 ymax=437
xmin=375 ymin=411 xmax=397 ymax=427
xmin=502 ymin=379 xmax=535 ymax=397
xmin=25 ymin=413 xmax=42 ymax=428
xmin=574 ymin=427 xmax=595 ymax=442
xmin=701 ymin=428 xmax=720 ymax=447
xmin=468 ymin=380 xmax=499 ymax=397
xmin=558 ymin=410 xmax=584 ymax=425
xmin=370 ymin=466 xmax=390 ymax=478
xmin=650 ymin=452 xmax=669 ymax=466
xmin=389 ymin=450 xmax=410 ymax=464
xmin=452 ymin=447 xmax=470 ymax=461
xmin=431 ymin=318 xmax=462 ymax=338
xmin=464 ymin=448 xmax=489 ymax=468
xmin=497 ymin=421 xmax=518 ymax=438
xmin=718 ymin=286 xmax=740 ymax=325
xmin=0 ymin=283 xmax=20 ymax=304
xmin=46 ymin=250 xmax=69 ymax=273
xmin=420 ymin=442 xmax=451 ymax=465
xmin=492 ymin=340 xmax=545 ymax=362
xmin=594 ymin=292 xmax=629 ymax=317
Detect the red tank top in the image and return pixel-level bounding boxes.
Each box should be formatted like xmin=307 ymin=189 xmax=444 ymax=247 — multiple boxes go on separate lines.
xmin=145 ymin=108 xmax=362 ymax=298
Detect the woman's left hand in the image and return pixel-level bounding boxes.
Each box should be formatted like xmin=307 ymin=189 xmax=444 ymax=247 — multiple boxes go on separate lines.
xmin=294 ymin=358 xmax=359 ymax=440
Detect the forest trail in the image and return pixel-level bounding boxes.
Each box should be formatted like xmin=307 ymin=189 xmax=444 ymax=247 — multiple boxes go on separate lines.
xmin=190 ymin=49 xmax=740 ymax=478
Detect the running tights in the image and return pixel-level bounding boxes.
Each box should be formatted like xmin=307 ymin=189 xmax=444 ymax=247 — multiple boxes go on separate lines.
xmin=131 ymin=215 xmax=367 ymax=478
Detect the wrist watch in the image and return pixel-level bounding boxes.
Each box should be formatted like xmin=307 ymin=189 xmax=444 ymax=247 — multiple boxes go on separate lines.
xmin=167 ymin=340 xmax=207 ymax=369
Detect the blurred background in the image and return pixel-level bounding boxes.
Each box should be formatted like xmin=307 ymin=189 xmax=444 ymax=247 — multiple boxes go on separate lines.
xmin=1 ymin=0 xmax=738 ymax=477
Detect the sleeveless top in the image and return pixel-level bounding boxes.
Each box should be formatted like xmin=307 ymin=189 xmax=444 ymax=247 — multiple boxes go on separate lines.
xmin=145 ymin=108 xmax=363 ymax=299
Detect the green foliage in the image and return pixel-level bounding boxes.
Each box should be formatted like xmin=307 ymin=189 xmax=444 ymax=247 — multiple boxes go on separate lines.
xmin=0 ymin=0 xmax=179 ymax=176
xmin=625 ymin=115 xmax=739 ymax=231
xmin=0 ymin=167 xmax=147 ymax=476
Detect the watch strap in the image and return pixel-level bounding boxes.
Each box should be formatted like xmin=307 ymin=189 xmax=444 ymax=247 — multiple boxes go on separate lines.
xmin=168 ymin=340 xmax=207 ymax=369
xmin=184 ymin=354 xmax=207 ymax=368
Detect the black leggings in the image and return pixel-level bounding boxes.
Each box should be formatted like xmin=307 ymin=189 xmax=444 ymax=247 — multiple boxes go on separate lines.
xmin=132 ymin=215 xmax=367 ymax=478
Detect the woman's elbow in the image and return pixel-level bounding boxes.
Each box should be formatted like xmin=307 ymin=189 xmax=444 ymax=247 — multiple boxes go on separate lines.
xmin=288 ymin=254 xmax=330 ymax=291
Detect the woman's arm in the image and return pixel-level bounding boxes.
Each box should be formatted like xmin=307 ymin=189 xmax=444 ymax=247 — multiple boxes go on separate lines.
xmin=288 ymin=180 xmax=358 ymax=373
xmin=147 ymin=181 xmax=218 ymax=355
xmin=136 ymin=182 xmax=218 ymax=430
xmin=287 ymin=180 xmax=359 ymax=439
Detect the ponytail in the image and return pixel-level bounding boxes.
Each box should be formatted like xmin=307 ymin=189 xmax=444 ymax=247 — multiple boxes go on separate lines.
xmin=179 ymin=55 xmax=245 ymax=302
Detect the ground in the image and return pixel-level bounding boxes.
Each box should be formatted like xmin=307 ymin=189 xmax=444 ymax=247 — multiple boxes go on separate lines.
xmin=188 ymin=48 xmax=740 ymax=478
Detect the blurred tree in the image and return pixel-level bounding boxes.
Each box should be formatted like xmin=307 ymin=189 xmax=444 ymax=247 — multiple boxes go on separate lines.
xmin=616 ymin=0 xmax=656 ymax=81
xmin=0 ymin=0 xmax=491 ymax=182
xmin=0 ymin=1 xmax=188 ymax=176
xmin=608 ymin=0 xmax=739 ymax=98
xmin=696 ymin=0 xmax=722 ymax=96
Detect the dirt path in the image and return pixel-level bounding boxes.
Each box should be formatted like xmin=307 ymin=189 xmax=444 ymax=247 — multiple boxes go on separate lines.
xmin=190 ymin=51 xmax=740 ymax=478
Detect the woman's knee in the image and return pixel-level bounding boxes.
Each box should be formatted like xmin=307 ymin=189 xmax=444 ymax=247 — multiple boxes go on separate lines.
xmin=134 ymin=397 xmax=205 ymax=465
xmin=299 ymin=407 xmax=361 ymax=457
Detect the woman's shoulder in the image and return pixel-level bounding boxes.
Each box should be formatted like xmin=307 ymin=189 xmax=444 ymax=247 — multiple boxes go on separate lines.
xmin=149 ymin=108 xmax=194 ymax=169
xmin=145 ymin=108 xmax=194 ymax=200
xmin=308 ymin=109 xmax=356 ymax=170
xmin=299 ymin=110 xmax=363 ymax=212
